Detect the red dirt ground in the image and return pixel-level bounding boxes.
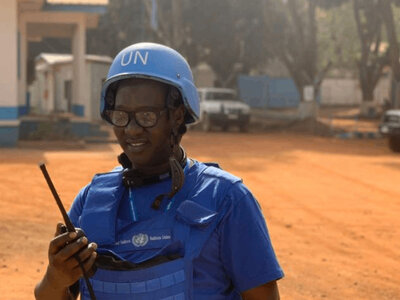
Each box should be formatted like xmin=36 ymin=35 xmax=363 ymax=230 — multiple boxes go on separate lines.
xmin=1 ymin=131 xmax=399 ymax=300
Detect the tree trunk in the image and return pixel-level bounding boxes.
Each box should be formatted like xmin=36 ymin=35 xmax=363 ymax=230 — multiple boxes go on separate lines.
xmin=353 ymin=0 xmax=388 ymax=116
xmin=380 ymin=0 xmax=400 ymax=109
xmin=393 ymin=80 xmax=400 ymax=108
xmin=360 ymin=78 xmax=377 ymax=116
xmin=380 ymin=0 xmax=400 ymax=81
xmin=360 ymin=76 xmax=375 ymax=102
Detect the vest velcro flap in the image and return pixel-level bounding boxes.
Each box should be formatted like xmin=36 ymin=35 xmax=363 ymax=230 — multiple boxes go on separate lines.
xmin=176 ymin=200 xmax=218 ymax=227
xmin=80 ymin=172 xmax=125 ymax=245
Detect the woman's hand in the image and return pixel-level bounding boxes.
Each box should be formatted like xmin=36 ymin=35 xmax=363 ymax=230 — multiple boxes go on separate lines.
xmin=34 ymin=223 xmax=97 ymax=300
xmin=241 ymin=280 xmax=280 ymax=300
xmin=46 ymin=223 xmax=98 ymax=289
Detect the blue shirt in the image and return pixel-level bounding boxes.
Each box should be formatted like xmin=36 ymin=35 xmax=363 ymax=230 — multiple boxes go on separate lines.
xmin=69 ymin=160 xmax=283 ymax=299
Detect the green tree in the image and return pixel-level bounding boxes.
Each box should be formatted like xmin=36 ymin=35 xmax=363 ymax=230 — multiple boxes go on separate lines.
xmin=144 ymin=0 xmax=269 ymax=87
xmin=87 ymin=0 xmax=150 ymax=57
xmin=380 ymin=0 xmax=400 ymax=108
xmin=353 ymin=0 xmax=389 ymax=108
xmin=318 ymin=2 xmax=359 ymax=72
xmin=185 ymin=0 xmax=269 ymax=87
xmin=89 ymin=0 xmax=271 ymax=88
xmin=263 ymin=0 xmax=346 ymax=103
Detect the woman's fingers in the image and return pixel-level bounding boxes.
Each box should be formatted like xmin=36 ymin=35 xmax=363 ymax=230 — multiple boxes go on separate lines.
xmin=79 ymin=243 xmax=97 ymax=263
xmin=49 ymin=225 xmax=85 ymax=256
xmin=49 ymin=230 xmax=78 ymax=255
xmin=54 ymin=235 xmax=88 ymax=264
xmin=54 ymin=223 xmax=64 ymax=236
xmin=72 ymin=245 xmax=98 ymax=277
xmin=67 ymin=242 xmax=98 ymax=269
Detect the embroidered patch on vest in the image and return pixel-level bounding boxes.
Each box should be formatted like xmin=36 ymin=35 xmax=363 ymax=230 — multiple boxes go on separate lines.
xmin=114 ymin=229 xmax=172 ymax=251
xmin=132 ymin=233 xmax=149 ymax=247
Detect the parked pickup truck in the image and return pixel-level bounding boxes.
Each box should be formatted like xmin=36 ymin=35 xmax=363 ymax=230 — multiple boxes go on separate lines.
xmin=379 ymin=109 xmax=400 ymax=152
xmin=197 ymin=87 xmax=250 ymax=132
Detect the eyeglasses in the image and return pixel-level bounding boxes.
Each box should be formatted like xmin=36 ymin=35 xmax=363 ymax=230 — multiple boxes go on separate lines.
xmin=105 ymin=108 xmax=167 ymax=128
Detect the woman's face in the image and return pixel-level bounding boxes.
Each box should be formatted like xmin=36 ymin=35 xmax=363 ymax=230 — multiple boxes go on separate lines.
xmin=113 ymin=79 xmax=176 ymax=173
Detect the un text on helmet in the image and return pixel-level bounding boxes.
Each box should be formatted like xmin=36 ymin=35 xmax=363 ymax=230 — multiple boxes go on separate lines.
xmin=121 ymin=51 xmax=149 ymax=67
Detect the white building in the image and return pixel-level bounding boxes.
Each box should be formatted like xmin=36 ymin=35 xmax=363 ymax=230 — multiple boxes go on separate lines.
xmin=31 ymin=53 xmax=112 ymax=121
xmin=0 ymin=0 xmax=108 ymax=146
xmin=192 ymin=63 xmax=217 ymax=88
xmin=320 ymin=70 xmax=391 ymax=107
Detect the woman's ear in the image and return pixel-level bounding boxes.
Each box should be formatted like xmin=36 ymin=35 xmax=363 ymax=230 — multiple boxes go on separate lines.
xmin=173 ymin=104 xmax=185 ymax=129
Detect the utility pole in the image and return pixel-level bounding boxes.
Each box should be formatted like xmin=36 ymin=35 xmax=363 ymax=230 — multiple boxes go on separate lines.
xmin=171 ymin=0 xmax=183 ymax=48
xmin=140 ymin=0 xmax=145 ymax=41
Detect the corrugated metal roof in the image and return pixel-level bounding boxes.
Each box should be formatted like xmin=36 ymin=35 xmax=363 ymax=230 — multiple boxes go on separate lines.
xmin=36 ymin=53 xmax=112 ymax=65
xmin=18 ymin=0 xmax=45 ymax=13
xmin=46 ymin=0 xmax=108 ymax=5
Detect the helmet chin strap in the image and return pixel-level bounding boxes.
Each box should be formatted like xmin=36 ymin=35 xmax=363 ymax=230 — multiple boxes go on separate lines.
xmin=150 ymin=91 xmax=186 ymax=209
xmin=151 ymin=126 xmax=185 ymax=210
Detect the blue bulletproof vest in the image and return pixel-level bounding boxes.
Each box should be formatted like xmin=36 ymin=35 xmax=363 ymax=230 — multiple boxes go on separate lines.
xmin=76 ymin=160 xmax=242 ymax=300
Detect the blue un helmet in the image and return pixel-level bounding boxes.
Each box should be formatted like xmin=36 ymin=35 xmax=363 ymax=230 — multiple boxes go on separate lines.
xmin=100 ymin=42 xmax=199 ymax=124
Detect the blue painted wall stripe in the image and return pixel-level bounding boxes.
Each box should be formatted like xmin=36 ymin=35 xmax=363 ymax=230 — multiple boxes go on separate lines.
xmin=0 ymin=126 xmax=19 ymax=147
xmin=72 ymin=104 xmax=85 ymax=117
xmin=18 ymin=106 xmax=28 ymax=116
xmin=0 ymin=107 xmax=18 ymax=120
xmin=0 ymin=106 xmax=31 ymax=119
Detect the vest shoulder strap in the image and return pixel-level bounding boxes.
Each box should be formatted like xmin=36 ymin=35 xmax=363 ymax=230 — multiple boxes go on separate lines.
xmin=80 ymin=171 xmax=124 ymax=245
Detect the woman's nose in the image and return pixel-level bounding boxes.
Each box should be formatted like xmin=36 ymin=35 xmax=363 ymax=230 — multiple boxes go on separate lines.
xmin=124 ymin=117 xmax=144 ymax=134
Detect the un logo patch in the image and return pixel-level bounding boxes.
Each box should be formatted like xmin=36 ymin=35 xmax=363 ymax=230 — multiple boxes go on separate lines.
xmin=132 ymin=233 xmax=149 ymax=247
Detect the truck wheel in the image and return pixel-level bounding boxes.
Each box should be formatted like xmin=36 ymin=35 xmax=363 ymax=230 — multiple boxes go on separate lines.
xmin=202 ymin=113 xmax=212 ymax=132
xmin=388 ymin=136 xmax=400 ymax=152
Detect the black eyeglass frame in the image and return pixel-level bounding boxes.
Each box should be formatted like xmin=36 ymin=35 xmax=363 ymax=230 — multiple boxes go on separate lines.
xmin=105 ymin=107 xmax=168 ymax=128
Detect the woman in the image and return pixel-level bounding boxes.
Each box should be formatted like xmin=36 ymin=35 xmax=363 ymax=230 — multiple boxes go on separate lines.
xmin=35 ymin=43 xmax=283 ymax=300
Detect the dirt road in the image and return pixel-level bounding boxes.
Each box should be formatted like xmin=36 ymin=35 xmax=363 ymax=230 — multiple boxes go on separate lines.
xmin=0 ymin=131 xmax=399 ymax=299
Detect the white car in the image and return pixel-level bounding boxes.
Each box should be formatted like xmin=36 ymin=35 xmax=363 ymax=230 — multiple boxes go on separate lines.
xmin=197 ymin=87 xmax=250 ymax=131
xmin=379 ymin=109 xmax=400 ymax=152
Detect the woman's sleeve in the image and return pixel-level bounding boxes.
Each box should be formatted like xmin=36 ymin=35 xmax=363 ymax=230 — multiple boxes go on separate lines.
xmin=218 ymin=182 xmax=284 ymax=292
xmin=68 ymin=184 xmax=90 ymax=228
